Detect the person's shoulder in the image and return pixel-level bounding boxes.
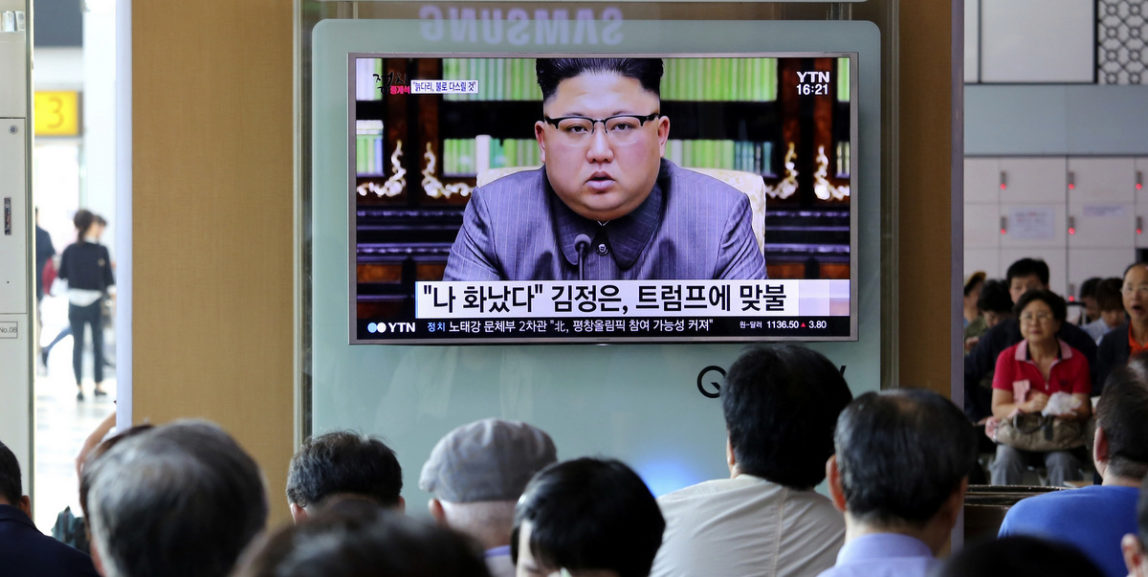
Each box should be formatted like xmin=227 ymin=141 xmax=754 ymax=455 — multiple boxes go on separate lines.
xmin=1099 ymin=324 xmax=1129 ymax=351
xmin=0 ymin=519 xmax=99 ymax=576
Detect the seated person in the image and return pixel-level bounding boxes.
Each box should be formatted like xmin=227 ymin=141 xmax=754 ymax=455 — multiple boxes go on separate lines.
xmin=0 ymin=439 xmax=100 ymax=577
xmin=444 ymin=58 xmax=765 ymax=281
xmin=935 ymin=536 xmax=1104 ymax=577
xmin=999 ymin=363 xmax=1148 ymax=577
xmin=1079 ymin=277 xmax=1102 ymax=325
xmin=963 ymin=271 xmax=986 ymax=329
xmin=232 ymin=498 xmax=492 ymax=577
xmin=83 ymin=420 xmax=267 ymax=577
xmin=1098 ymin=264 xmax=1148 ymax=389
xmin=652 ymin=345 xmax=853 ymax=577
xmin=965 ymin=278 xmax=1013 ymax=354
xmin=286 ymin=430 xmax=404 ymax=522
xmin=420 ymin=419 xmax=557 ymax=577
xmin=1122 ymin=475 xmax=1148 ymax=577
xmin=989 ymin=290 xmax=1092 ymax=486
xmin=1082 ymin=277 xmax=1124 ymax=344
xmin=512 ymin=458 xmax=664 ymax=577
xmin=820 ymin=390 xmax=976 ymax=577
xmin=965 ymin=258 xmax=1097 ymax=422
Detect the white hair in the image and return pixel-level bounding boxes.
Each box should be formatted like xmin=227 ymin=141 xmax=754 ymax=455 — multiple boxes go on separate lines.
xmin=440 ymin=500 xmax=517 ymax=549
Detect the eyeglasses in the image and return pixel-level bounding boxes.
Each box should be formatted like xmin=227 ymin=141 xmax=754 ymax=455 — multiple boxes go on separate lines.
xmin=1122 ymin=285 xmax=1148 ymax=296
xmin=542 ymin=113 xmax=661 ymax=146
xmin=1020 ymin=312 xmax=1053 ymax=323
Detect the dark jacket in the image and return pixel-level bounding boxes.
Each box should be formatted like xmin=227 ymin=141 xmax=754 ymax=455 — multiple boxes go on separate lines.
xmin=58 ymin=241 xmax=114 ymax=293
xmin=964 ymin=318 xmax=1098 ymax=422
xmin=1096 ymin=323 xmax=1132 ymax=392
xmin=0 ymin=505 xmax=100 ymax=577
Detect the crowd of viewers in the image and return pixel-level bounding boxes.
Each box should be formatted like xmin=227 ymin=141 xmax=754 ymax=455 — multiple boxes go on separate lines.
xmin=4 ymin=327 xmax=1148 ymax=576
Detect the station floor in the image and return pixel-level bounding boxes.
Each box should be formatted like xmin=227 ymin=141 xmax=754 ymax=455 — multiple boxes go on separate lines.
xmin=31 ymin=295 xmax=116 ymax=533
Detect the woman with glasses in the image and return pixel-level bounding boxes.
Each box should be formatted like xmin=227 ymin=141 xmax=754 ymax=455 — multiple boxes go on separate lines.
xmin=1096 ymin=263 xmax=1148 ymax=390
xmin=989 ymin=289 xmax=1092 ymax=486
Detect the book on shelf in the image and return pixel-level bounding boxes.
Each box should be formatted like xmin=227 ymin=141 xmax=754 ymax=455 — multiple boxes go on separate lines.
xmin=441 ymin=58 xmax=543 ymax=102
xmin=355 ymin=119 xmax=384 ymax=175
xmin=442 ymin=136 xmax=542 ymax=177
xmin=355 ymin=58 xmax=384 ymax=101
xmin=664 ymin=139 xmax=774 ymax=174
xmin=657 ymin=57 xmax=779 ymax=102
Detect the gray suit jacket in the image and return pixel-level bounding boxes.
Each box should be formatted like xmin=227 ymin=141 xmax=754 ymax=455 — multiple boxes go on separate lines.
xmin=444 ymin=160 xmax=766 ymax=281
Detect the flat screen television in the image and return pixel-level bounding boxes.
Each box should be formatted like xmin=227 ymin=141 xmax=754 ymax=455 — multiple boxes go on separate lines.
xmin=349 ymin=53 xmax=858 ymax=343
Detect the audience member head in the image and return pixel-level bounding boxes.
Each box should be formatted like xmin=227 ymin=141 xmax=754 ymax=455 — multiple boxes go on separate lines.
xmin=420 ymin=419 xmax=556 ymax=550
xmin=976 ymin=279 xmax=1014 ymax=328
xmin=1013 ymin=290 xmax=1068 ymax=346
xmin=1097 ymin=277 xmax=1126 ymax=329
xmin=79 ymin=424 xmax=155 ymax=524
xmin=935 ymin=535 xmax=1105 ymax=577
xmin=511 ymin=458 xmax=664 ymax=577
xmin=722 ymin=345 xmax=853 ymax=489
xmin=827 ymin=389 xmax=977 ymax=553
xmin=1006 ymin=258 xmax=1050 ymax=304
xmin=1123 ymin=263 xmax=1148 ymax=329
xmin=84 ymin=420 xmax=268 ymax=577
xmin=232 ymin=498 xmax=491 ymax=577
xmin=1094 ymin=364 xmax=1148 ymax=482
xmin=74 ymin=209 xmax=95 ymax=243
xmin=963 ymin=271 xmax=986 ymax=316
xmin=286 ymin=430 xmax=404 ymax=522
xmin=0 ymin=440 xmax=30 ymax=514
xmin=1080 ymin=276 xmax=1102 ymax=321
xmin=1122 ymin=476 xmax=1148 ymax=577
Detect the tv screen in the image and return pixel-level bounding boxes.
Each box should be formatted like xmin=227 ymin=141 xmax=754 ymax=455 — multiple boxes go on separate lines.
xmin=351 ymin=54 xmax=857 ymax=343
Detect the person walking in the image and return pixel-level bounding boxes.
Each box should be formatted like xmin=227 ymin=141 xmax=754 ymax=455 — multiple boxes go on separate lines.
xmin=57 ymin=210 xmax=114 ymax=400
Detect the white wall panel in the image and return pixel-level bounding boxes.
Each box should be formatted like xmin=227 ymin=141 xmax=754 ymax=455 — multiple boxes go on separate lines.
xmin=981 ymin=0 xmax=1094 ymax=83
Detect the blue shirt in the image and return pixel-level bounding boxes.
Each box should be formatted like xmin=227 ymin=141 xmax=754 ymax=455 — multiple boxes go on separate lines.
xmin=815 ymin=533 xmax=936 ymax=577
xmin=999 ymin=484 xmax=1139 ymax=577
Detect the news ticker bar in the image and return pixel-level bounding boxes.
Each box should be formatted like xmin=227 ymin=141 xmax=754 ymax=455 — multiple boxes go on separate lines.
xmin=358 ymin=316 xmax=851 ymax=340
xmin=414 ymin=279 xmax=849 ymax=319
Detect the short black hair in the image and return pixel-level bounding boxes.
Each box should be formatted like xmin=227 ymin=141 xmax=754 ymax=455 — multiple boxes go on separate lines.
xmin=85 ymin=420 xmax=268 ymax=577
xmin=834 ymin=390 xmax=977 ymax=528
xmin=511 ymin=458 xmax=664 ymax=577
xmin=1013 ymin=289 xmax=1068 ymax=323
xmin=1006 ymin=258 xmax=1050 ymax=286
xmin=976 ymin=279 xmax=1013 ymax=314
xmin=1096 ymin=365 xmax=1148 ymax=479
xmin=536 ymin=58 xmax=663 ymax=102
xmin=1080 ymin=277 xmax=1101 ymax=299
xmin=722 ymin=345 xmax=853 ymax=489
xmin=286 ymin=431 xmax=403 ymax=509
xmin=232 ymin=500 xmax=491 ymax=577
xmin=934 ymin=536 xmax=1104 ymax=577
xmin=1096 ymin=278 xmax=1124 ymax=312
xmin=0 ymin=440 xmax=21 ymax=504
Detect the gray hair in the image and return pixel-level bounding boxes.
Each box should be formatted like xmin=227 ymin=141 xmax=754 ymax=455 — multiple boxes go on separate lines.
xmin=86 ymin=420 xmax=268 ymax=577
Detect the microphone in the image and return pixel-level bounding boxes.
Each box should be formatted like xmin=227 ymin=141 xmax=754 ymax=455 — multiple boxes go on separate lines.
xmin=574 ymin=234 xmax=592 ymax=281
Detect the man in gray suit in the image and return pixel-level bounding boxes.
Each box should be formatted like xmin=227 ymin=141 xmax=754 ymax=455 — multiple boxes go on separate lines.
xmin=444 ymin=58 xmax=766 ymax=281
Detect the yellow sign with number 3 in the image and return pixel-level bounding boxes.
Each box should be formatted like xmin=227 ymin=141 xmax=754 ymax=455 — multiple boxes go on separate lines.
xmin=34 ymin=91 xmax=80 ymax=136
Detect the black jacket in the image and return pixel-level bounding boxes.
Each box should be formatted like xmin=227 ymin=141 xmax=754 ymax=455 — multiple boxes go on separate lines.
xmin=1096 ymin=323 xmax=1132 ymax=392
xmin=963 ymin=318 xmax=1098 ymax=422
xmin=0 ymin=505 xmax=100 ymax=577
xmin=58 ymin=241 xmax=114 ymax=293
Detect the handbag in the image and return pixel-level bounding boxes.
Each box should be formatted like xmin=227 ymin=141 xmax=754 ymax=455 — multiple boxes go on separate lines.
xmin=993 ymin=413 xmax=1086 ymax=452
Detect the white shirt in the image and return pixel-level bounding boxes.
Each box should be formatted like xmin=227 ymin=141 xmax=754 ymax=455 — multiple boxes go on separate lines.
xmin=651 ymin=475 xmax=845 ymax=577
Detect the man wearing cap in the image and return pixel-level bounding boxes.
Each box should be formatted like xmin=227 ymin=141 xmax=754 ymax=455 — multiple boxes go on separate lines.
xmin=420 ymin=418 xmax=557 ymax=577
